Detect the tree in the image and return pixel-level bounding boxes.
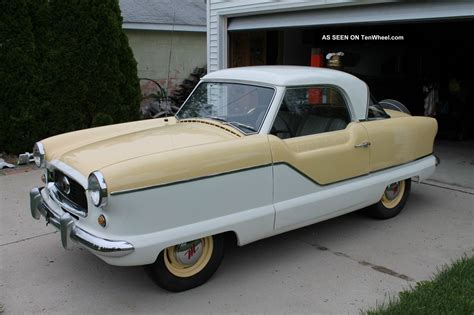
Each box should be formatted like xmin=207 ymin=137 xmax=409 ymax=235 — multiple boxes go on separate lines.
xmin=47 ymin=0 xmax=140 ymax=135
xmin=0 ymin=0 xmax=141 ymax=154
xmin=0 ymin=0 xmax=39 ymax=153
xmin=27 ymin=0 xmax=52 ymax=146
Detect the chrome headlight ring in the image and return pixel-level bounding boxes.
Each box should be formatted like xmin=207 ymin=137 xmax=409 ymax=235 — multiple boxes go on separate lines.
xmin=33 ymin=142 xmax=45 ymax=168
xmin=88 ymin=171 xmax=108 ymax=207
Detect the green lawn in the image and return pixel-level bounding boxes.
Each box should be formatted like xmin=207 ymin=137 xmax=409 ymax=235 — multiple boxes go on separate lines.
xmin=366 ymin=255 xmax=474 ymax=315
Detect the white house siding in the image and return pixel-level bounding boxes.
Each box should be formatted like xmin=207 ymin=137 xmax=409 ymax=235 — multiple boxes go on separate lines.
xmin=124 ymin=29 xmax=207 ymax=92
xmin=207 ymin=0 xmax=382 ymax=72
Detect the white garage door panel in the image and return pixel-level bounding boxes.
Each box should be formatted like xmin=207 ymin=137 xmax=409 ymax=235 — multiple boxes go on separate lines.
xmin=228 ymin=2 xmax=474 ymax=31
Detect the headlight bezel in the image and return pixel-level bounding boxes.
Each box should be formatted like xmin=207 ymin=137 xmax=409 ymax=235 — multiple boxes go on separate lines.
xmin=88 ymin=171 xmax=108 ymax=207
xmin=33 ymin=142 xmax=45 ymax=167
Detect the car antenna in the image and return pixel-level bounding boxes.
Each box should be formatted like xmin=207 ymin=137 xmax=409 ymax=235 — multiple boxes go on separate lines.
xmin=165 ymin=8 xmax=176 ymax=108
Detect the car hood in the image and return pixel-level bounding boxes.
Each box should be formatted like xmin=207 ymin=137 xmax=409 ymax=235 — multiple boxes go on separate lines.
xmin=42 ymin=117 xmax=241 ymax=177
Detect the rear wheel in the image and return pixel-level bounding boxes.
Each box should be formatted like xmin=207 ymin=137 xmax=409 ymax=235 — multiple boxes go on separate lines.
xmin=366 ymin=179 xmax=411 ymax=219
xmin=145 ymin=234 xmax=224 ymax=292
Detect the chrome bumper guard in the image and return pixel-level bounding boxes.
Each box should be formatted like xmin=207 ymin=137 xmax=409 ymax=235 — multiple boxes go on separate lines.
xmin=30 ymin=187 xmax=134 ymax=257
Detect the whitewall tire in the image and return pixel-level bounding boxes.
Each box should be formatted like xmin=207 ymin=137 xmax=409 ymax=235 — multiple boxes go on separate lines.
xmin=145 ymin=234 xmax=224 ymax=292
xmin=366 ymin=179 xmax=411 ymax=219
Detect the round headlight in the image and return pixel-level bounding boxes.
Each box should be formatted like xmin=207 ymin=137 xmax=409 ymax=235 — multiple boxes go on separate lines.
xmin=33 ymin=142 xmax=45 ymax=167
xmin=88 ymin=171 xmax=108 ymax=207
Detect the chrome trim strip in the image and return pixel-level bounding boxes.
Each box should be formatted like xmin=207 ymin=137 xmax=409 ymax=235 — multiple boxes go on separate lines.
xmin=48 ymin=160 xmax=88 ymax=188
xmin=47 ymin=182 xmax=87 ymax=217
xmin=30 ymin=187 xmax=134 ymax=257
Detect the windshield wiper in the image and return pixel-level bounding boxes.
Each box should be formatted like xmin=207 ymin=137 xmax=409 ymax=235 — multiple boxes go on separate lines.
xmin=224 ymin=121 xmax=257 ymax=133
xmin=202 ymin=116 xmax=257 ymax=133
xmin=203 ymin=115 xmax=227 ymax=122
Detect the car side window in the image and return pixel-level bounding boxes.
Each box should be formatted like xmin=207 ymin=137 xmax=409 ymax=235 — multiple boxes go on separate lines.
xmin=271 ymin=86 xmax=351 ymax=139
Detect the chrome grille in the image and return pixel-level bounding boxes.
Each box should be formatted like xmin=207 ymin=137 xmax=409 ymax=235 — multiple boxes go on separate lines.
xmin=54 ymin=170 xmax=88 ymax=211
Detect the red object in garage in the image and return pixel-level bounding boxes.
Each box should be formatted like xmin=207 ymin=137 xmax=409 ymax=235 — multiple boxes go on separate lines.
xmin=310 ymin=48 xmax=323 ymax=67
xmin=309 ymin=48 xmax=323 ymax=104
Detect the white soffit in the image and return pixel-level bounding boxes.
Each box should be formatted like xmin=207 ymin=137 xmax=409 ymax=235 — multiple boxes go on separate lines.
xmin=227 ymin=2 xmax=474 ymax=31
xmin=122 ymin=23 xmax=206 ymax=32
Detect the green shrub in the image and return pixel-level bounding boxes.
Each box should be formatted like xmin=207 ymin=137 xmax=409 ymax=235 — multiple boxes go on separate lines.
xmin=0 ymin=0 xmax=141 ymax=154
xmin=47 ymin=0 xmax=140 ymax=133
xmin=0 ymin=0 xmax=39 ymax=153
xmin=92 ymin=113 xmax=114 ymax=127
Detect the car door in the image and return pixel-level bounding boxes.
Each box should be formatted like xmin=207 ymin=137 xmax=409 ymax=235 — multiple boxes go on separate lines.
xmin=268 ymin=86 xmax=370 ymax=230
xmin=359 ymin=110 xmax=437 ymax=173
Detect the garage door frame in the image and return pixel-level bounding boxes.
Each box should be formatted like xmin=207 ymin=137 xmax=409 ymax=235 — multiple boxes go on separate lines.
xmin=210 ymin=1 xmax=474 ymax=71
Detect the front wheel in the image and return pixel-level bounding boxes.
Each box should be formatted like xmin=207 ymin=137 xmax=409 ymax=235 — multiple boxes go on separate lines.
xmin=366 ymin=179 xmax=411 ymax=219
xmin=145 ymin=234 xmax=224 ymax=292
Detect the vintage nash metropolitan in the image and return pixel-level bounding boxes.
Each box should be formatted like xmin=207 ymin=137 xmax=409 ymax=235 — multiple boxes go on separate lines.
xmin=30 ymin=66 xmax=438 ymax=291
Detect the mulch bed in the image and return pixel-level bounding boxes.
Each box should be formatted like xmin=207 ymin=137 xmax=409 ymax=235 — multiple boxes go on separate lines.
xmin=0 ymin=153 xmax=39 ymax=176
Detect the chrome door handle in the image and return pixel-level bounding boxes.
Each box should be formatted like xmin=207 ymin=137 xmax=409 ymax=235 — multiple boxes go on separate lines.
xmin=354 ymin=141 xmax=371 ymax=148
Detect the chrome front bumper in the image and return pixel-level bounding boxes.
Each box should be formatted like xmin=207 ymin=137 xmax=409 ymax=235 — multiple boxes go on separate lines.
xmin=30 ymin=187 xmax=134 ymax=257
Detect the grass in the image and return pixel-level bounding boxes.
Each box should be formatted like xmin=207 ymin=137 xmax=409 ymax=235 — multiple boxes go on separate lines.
xmin=366 ymin=255 xmax=474 ymax=315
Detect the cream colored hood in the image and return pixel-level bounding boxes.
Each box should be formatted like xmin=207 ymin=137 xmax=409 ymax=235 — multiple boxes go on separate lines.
xmin=42 ymin=117 xmax=240 ymax=177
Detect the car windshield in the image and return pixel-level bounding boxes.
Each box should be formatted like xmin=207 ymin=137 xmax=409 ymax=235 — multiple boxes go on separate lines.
xmin=176 ymin=82 xmax=275 ymax=133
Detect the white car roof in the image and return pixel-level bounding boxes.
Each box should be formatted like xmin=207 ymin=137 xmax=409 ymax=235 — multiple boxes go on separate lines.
xmin=203 ymin=66 xmax=369 ymax=121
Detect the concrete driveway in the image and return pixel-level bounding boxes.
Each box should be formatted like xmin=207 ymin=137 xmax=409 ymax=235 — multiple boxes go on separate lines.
xmin=1 ymin=147 xmax=473 ymax=314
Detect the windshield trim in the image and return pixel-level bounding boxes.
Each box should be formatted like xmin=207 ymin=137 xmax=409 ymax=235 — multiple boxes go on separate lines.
xmin=175 ymin=81 xmax=277 ymax=135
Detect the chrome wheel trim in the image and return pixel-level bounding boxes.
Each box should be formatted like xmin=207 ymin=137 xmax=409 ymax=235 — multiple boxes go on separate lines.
xmin=164 ymin=236 xmax=214 ymax=278
xmin=384 ymin=182 xmax=401 ymax=200
xmin=381 ymin=180 xmax=405 ymax=209
xmin=174 ymin=239 xmax=204 ymax=266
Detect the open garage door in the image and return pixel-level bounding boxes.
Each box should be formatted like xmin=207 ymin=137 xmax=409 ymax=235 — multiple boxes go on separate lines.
xmin=228 ymin=18 xmax=474 ymax=140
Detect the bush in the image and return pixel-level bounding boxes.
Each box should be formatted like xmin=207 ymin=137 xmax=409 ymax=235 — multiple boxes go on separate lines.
xmin=0 ymin=0 xmax=40 ymax=154
xmin=92 ymin=113 xmax=114 ymax=127
xmin=47 ymin=0 xmax=141 ymax=134
xmin=0 ymin=0 xmax=141 ymax=154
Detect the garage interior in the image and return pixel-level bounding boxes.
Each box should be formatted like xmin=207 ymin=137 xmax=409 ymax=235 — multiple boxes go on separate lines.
xmin=228 ymin=19 xmax=474 ymax=141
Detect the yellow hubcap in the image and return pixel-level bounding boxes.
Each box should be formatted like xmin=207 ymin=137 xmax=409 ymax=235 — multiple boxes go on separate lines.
xmin=164 ymin=237 xmax=213 ymax=278
xmin=381 ymin=180 xmax=405 ymax=209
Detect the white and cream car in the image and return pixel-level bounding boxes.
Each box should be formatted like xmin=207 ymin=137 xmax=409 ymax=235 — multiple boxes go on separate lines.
xmin=30 ymin=66 xmax=438 ymax=291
